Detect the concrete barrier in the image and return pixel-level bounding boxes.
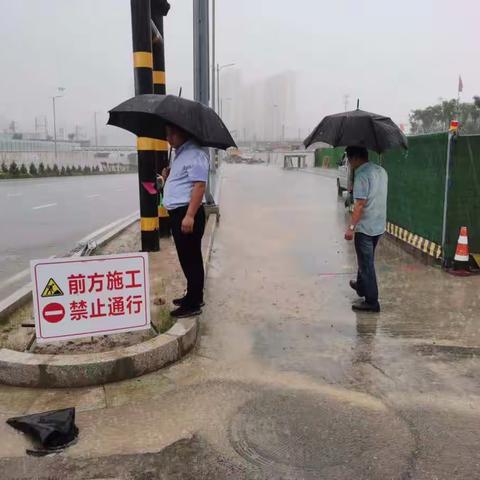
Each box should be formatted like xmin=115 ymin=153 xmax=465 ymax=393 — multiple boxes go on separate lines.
xmin=0 ymin=318 xmax=197 ymax=388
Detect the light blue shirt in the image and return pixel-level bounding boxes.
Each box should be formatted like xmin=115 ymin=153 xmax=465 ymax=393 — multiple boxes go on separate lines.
xmin=353 ymin=162 xmax=388 ymax=236
xmin=163 ymin=140 xmax=209 ymax=210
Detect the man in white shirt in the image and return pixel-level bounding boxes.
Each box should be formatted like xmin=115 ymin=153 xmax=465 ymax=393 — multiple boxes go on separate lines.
xmin=162 ymin=124 xmax=209 ymax=318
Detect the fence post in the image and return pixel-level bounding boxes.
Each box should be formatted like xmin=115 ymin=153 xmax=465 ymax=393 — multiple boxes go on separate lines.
xmin=441 ymin=131 xmax=456 ymax=266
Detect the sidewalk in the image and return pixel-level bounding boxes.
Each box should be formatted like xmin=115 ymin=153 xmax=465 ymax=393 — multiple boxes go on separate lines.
xmin=1 ymin=165 xmax=480 ymax=479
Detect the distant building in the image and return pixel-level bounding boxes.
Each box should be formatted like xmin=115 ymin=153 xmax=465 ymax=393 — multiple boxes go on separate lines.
xmin=219 ymin=70 xmax=297 ymax=142
xmin=263 ymin=71 xmax=297 ymax=141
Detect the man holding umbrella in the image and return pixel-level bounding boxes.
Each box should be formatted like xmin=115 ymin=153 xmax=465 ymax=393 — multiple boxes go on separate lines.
xmin=108 ymin=94 xmax=237 ymax=318
xmin=162 ymin=124 xmax=209 ymax=318
xmin=344 ymin=146 xmax=388 ymax=313
xmin=304 ymin=106 xmax=406 ymax=313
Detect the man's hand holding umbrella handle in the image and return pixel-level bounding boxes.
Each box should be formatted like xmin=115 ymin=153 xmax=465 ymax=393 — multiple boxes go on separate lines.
xmin=345 ymin=226 xmax=355 ymax=241
xmin=345 ymin=199 xmax=366 ymax=241
xmin=161 ymin=167 xmax=170 ymax=181
xmin=182 ymin=181 xmax=206 ymax=234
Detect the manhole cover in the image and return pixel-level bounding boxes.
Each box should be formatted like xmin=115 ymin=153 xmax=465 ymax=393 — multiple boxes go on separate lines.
xmin=229 ymin=391 xmax=414 ymax=478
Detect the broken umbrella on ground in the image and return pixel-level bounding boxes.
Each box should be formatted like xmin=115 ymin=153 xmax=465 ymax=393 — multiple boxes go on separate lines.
xmin=7 ymin=407 xmax=79 ymax=456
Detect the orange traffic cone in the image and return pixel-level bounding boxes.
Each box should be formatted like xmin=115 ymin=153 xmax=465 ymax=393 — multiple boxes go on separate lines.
xmin=451 ymin=226 xmax=471 ymax=276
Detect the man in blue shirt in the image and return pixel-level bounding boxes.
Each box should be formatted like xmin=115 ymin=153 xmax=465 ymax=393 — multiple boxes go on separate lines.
xmin=162 ymin=124 xmax=209 ymax=318
xmin=344 ymin=146 xmax=388 ymax=313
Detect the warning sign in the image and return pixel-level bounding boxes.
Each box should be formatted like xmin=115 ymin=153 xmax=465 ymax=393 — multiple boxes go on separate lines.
xmin=41 ymin=278 xmax=64 ymax=297
xmin=31 ymin=253 xmax=150 ymax=343
xmin=43 ymin=302 xmax=65 ymax=324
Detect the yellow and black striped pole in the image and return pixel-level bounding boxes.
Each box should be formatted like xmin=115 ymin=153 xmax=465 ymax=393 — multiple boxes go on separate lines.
xmin=151 ymin=1 xmax=171 ymax=237
xmin=131 ymin=0 xmax=159 ymax=251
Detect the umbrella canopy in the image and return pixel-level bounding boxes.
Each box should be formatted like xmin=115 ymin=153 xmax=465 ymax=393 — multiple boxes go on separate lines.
xmin=7 ymin=407 xmax=79 ymax=452
xmin=303 ymin=109 xmax=407 ymax=153
xmin=108 ymin=94 xmax=236 ymax=150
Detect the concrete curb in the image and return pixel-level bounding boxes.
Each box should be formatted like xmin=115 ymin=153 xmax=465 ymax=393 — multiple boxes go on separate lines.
xmin=203 ymin=210 xmax=218 ymax=276
xmin=0 ymin=284 xmax=32 ymax=324
xmin=0 ymin=212 xmax=218 ymax=388
xmin=0 ymin=318 xmax=197 ymax=388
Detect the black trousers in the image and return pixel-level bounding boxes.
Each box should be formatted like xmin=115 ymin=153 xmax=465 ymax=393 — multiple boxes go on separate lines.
xmin=168 ymin=205 xmax=206 ymax=306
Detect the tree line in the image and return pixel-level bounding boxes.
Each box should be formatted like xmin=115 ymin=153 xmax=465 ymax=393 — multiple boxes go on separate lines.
xmin=409 ymin=96 xmax=480 ymax=135
xmin=0 ymin=161 xmax=133 ymax=179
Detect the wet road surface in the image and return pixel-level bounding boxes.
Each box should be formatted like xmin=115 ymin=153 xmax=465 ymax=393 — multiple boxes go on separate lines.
xmin=1 ymin=164 xmax=480 ymax=479
xmin=0 ymin=174 xmax=138 ymax=300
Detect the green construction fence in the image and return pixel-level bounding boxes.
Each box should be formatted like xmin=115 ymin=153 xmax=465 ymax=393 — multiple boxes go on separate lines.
xmin=315 ymin=132 xmax=480 ymax=262
xmin=314 ymin=147 xmax=344 ymax=168
xmin=446 ymin=134 xmax=480 ymax=260
xmin=380 ymin=133 xmax=448 ymax=249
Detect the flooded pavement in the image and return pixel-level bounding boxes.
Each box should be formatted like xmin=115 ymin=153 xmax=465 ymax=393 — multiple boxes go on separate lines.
xmin=1 ymin=164 xmax=480 ymax=479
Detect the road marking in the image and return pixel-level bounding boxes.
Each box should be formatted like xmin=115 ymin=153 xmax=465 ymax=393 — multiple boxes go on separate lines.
xmin=86 ymin=194 xmax=101 ymax=199
xmin=7 ymin=193 xmax=23 ymax=197
xmin=32 ymin=203 xmax=57 ymax=210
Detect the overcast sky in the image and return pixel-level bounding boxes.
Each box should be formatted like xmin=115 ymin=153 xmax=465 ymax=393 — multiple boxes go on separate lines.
xmin=0 ymin=0 xmax=478 ymax=143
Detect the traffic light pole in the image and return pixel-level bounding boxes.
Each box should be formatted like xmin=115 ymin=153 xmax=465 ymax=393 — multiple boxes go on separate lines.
xmin=131 ymin=0 xmax=159 ymax=251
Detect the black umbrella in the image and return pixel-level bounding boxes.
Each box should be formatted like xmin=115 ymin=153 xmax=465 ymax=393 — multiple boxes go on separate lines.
xmin=303 ymin=108 xmax=407 ymax=153
xmin=108 ymin=94 xmax=236 ymax=150
xmin=7 ymin=407 xmax=79 ymax=455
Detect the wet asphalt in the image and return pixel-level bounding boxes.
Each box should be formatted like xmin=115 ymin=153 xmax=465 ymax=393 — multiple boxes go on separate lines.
xmin=1 ymin=164 xmax=480 ymax=479
xmin=0 ymin=174 xmax=138 ymax=301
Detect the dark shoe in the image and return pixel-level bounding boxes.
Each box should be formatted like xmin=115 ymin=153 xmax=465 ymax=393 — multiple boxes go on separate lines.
xmin=173 ymin=290 xmax=187 ymax=307
xmin=173 ymin=296 xmax=205 ymax=307
xmin=352 ymin=300 xmax=380 ymax=313
xmin=170 ymin=305 xmax=202 ymax=318
xmin=172 ymin=297 xmax=184 ymax=307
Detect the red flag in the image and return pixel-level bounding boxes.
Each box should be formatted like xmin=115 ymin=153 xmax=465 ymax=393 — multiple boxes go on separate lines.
xmin=458 ymin=75 xmax=463 ymax=93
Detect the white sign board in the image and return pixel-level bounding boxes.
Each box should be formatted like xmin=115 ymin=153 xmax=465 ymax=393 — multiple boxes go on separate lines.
xmin=31 ymin=253 xmax=150 ymax=343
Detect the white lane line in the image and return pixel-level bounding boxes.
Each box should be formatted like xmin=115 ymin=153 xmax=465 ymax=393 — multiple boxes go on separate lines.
xmin=7 ymin=193 xmax=23 ymax=197
xmin=86 ymin=194 xmax=101 ymax=199
xmin=32 ymin=203 xmax=57 ymax=210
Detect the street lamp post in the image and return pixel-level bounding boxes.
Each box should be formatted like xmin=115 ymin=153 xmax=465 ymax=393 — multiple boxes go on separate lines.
xmin=216 ymin=63 xmax=235 ymax=115
xmin=94 ymin=111 xmax=99 ymax=147
xmin=52 ymin=97 xmax=58 ymax=160
xmin=221 ymin=97 xmax=232 ymax=120
xmin=51 ymin=87 xmax=65 ymax=161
